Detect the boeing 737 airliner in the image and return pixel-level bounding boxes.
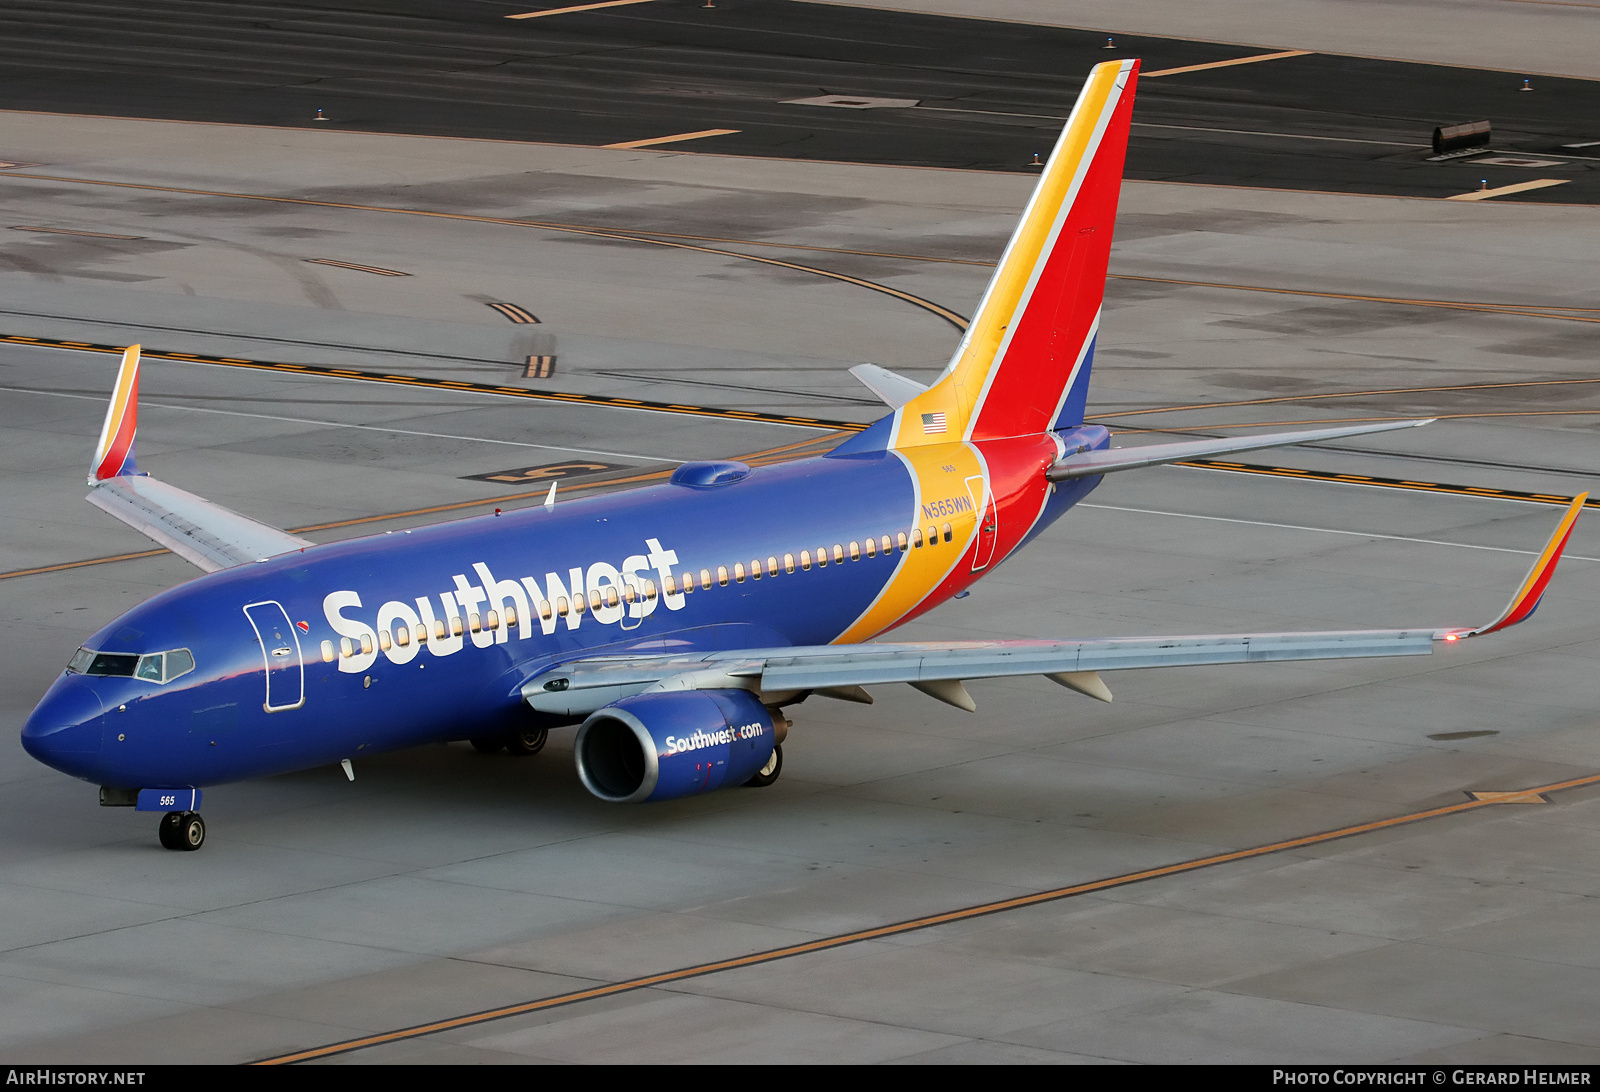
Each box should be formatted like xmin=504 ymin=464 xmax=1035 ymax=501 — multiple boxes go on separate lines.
xmin=21 ymin=61 xmax=1585 ymax=850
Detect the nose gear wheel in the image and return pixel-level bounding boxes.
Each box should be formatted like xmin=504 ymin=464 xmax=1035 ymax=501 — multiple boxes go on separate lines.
xmin=158 ymin=811 xmax=205 ymax=851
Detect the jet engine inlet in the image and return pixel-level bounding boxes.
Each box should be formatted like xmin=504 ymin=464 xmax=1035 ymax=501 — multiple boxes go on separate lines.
xmin=577 ymin=714 xmax=650 ymax=800
xmin=574 ymin=689 xmax=777 ymax=803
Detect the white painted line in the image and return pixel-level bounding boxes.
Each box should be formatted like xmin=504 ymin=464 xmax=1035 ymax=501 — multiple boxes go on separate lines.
xmin=1133 ymin=121 xmax=1424 ymax=148
xmin=1473 ymin=155 xmax=1565 ymax=168
xmin=1445 ymin=178 xmax=1571 ymax=201
xmin=0 ymin=385 xmax=680 ymax=464
xmin=915 ymin=105 xmax=1424 ymax=148
xmin=1081 ymin=503 xmax=1600 ymax=562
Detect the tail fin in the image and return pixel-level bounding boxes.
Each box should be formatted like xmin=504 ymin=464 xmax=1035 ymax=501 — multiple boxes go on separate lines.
xmin=893 ymin=59 xmax=1139 ymax=448
xmin=89 ymin=345 xmax=142 ymax=484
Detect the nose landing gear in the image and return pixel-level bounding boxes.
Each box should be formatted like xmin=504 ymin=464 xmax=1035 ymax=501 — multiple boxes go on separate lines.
xmin=158 ymin=811 xmax=205 ymax=851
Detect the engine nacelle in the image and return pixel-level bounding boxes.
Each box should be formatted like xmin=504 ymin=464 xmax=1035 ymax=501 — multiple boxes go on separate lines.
xmin=574 ymin=689 xmax=778 ymax=803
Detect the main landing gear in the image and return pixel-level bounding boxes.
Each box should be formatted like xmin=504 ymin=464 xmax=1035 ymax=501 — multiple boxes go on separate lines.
xmin=470 ymin=725 xmax=549 ymax=756
xmin=744 ymin=744 xmax=783 ymax=788
xmin=158 ymin=810 xmax=205 ymax=851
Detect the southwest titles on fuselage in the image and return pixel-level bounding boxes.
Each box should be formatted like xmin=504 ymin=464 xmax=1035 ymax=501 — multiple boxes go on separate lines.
xmin=323 ymin=537 xmax=683 ymax=673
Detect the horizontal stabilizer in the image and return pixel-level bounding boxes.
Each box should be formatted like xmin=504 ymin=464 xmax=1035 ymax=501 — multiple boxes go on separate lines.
xmin=1047 ymin=419 xmax=1433 ymax=480
xmin=88 ymin=476 xmax=313 ymax=572
xmin=849 ymin=364 xmax=928 ymax=409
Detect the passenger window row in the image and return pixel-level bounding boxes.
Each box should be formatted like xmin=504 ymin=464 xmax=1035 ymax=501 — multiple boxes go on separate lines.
xmin=327 ymin=521 xmax=960 ymax=661
xmin=667 ymin=521 xmax=957 ymax=597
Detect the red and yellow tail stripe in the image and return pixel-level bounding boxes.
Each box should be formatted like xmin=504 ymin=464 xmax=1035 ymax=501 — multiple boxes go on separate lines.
xmin=90 ymin=344 xmax=141 ymax=483
xmin=1468 ymin=492 xmax=1586 ymax=637
xmin=890 ymin=58 xmax=1139 ymax=450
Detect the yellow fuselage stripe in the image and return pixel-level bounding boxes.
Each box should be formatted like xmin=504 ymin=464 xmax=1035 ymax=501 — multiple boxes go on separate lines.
xmin=835 ymin=441 xmax=985 ymax=643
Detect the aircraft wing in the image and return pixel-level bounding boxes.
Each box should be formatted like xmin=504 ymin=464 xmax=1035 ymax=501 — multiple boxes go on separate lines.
xmin=524 ymin=493 xmax=1585 ymax=715
xmin=85 ymin=345 xmax=313 ymax=572
xmin=87 ymin=474 xmax=313 ymax=573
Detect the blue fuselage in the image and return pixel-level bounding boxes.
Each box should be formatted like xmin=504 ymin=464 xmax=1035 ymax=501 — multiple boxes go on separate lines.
xmin=22 ymin=437 xmax=1102 ymax=791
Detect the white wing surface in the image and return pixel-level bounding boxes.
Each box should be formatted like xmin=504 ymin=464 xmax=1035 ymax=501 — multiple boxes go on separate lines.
xmin=87 ymin=474 xmax=313 ymax=572
xmin=85 ymin=345 xmax=313 ymax=572
xmin=524 ymin=495 xmax=1585 ymax=717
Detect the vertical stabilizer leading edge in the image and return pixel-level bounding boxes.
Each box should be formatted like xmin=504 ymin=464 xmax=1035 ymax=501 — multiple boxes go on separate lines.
xmin=891 ymin=58 xmax=1140 ymax=449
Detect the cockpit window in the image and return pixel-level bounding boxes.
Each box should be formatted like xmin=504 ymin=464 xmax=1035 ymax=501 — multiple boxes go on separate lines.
xmin=165 ymin=649 xmax=195 ymax=681
xmin=67 ymin=647 xmax=195 ymax=683
xmin=81 ymin=652 xmax=138 ymax=677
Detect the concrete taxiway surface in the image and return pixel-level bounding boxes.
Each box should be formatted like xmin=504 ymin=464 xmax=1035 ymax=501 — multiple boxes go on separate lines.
xmin=2 ymin=5 xmax=1600 ymax=1067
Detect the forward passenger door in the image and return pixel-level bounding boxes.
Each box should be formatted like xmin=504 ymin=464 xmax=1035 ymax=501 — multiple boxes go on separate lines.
xmin=243 ymin=601 xmax=305 ymax=712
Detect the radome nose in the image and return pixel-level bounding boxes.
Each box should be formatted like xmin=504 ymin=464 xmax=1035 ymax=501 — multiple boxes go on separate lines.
xmin=21 ymin=679 xmax=105 ymax=764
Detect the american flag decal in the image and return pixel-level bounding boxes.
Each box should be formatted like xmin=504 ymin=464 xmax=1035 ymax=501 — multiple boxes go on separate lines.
xmin=921 ymin=411 xmax=947 ymax=434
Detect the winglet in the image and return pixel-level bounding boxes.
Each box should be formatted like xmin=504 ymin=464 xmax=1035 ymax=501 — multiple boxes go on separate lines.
xmin=1446 ymin=493 xmax=1587 ymax=640
xmin=89 ymin=345 xmax=143 ymax=485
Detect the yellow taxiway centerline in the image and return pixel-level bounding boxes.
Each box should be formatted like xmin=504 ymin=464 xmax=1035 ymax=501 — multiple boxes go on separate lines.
xmin=252 ymin=768 xmax=1600 ymax=1064
xmin=1446 ymin=178 xmax=1572 ymax=201
xmin=603 ymin=128 xmax=740 ymax=149
xmin=1143 ymin=50 xmax=1313 ymax=78
xmin=507 ymin=0 xmax=657 ymax=18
